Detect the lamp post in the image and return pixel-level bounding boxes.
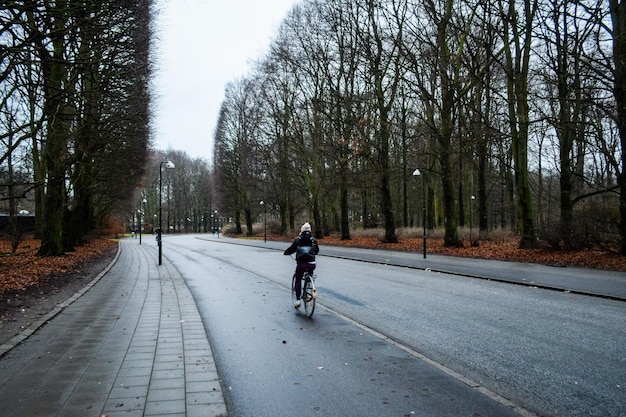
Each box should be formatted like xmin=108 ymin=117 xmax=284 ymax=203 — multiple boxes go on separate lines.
xmin=261 ymin=170 xmax=267 ymax=243
xmin=215 ymin=210 xmax=219 ymax=238
xmin=159 ymin=160 xmax=175 ymax=265
xmin=412 ymin=169 xmax=427 ymax=259
xmin=260 ymin=201 xmax=266 ymax=243
xmin=139 ymin=198 xmax=147 ymax=244
xmin=137 ymin=210 xmax=142 ymax=243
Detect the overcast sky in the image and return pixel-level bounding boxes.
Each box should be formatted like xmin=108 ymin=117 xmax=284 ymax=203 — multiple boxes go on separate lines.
xmin=151 ymin=0 xmax=298 ymax=161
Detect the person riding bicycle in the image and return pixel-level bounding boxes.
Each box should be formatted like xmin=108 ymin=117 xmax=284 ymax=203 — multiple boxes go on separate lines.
xmin=284 ymin=222 xmax=319 ymax=309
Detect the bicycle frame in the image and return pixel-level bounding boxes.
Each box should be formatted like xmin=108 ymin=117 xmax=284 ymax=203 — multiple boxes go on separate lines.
xmin=302 ymin=271 xmax=317 ymax=300
xmin=292 ymin=269 xmax=317 ymax=317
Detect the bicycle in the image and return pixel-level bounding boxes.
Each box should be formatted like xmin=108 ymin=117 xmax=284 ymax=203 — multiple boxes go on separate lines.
xmin=291 ymin=269 xmax=317 ymax=318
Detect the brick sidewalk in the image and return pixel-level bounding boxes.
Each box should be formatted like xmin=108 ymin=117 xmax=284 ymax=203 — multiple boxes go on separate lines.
xmin=0 ymin=239 xmax=227 ymax=417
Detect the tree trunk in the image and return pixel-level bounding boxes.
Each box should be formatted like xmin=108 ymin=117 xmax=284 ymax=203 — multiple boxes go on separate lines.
xmin=245 ymin=207 xmax=253 ymax=236
xmin=478 ymin=150 xmax=488 ymax=232
xmin=36 ymin=4 xmax=69 ymax=257
xmin=610 ymin=0 xmax=626 ymax=255
xmin=440 ymin=134 xmax=460 ymax=246
xmin=436 ymin=0 xmax=460 ymax=247
xmin=235 ymin=209 xmax=243 ymax=235
xmin=313 ymin=199 xmax=322 ymax=239
xmin=501 ymin=0 xmax=537 ymax=249
xmin=362 ymin=0 xmax=401 ymax=243
xmin=379 ymin=114 xmax=397 ymax=243
xmin=279 ymin=130 xmax=290 ymax=235
xmin=340 ymin=162 xmax=351 ymax=240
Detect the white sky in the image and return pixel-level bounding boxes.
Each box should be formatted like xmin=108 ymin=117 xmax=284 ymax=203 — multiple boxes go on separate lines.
xmin=151 ymin=0 xmax=298 ymax=162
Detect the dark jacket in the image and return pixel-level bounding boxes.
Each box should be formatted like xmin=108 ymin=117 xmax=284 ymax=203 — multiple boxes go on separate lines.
xmin=284 ymin=231 xmax=319 ymax=263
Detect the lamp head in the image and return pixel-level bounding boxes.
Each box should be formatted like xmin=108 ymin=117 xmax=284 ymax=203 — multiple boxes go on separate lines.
xmin=412 ymin=169 xmax=421 ymax=176
xmin=165 ymin=160 xmax=175 ymax=169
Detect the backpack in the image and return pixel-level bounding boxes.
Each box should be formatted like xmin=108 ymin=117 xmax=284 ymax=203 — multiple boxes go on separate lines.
xmin=295 ymin=232 xmax=316 ymax=262
xmin=296 ymin=245 xmax=315 ymax=262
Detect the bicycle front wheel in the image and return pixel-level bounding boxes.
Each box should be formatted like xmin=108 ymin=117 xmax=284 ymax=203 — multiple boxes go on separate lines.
xmin=302 ymin=276 xmax=316 ymax=318
xmin=291 ymin=274 xmax=297 ymax=307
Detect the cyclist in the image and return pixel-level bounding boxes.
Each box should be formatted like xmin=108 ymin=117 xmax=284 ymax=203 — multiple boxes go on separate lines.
xmin=284 ymin=222 xmax=319 ymax=309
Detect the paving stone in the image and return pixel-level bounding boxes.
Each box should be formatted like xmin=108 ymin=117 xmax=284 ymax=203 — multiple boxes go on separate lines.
xmin=0 ymin=239 xmax=228 ymax=416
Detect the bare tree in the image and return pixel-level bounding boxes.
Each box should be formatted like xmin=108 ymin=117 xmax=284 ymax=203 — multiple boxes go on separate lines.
xmin=205 ymin=0 xmax=624 ymax=254
xmin=356 ymin=0 xmax=407 ymax=243
xmin=609 ymin=0 xmax=626 ymax=254
xmin=256 ymin=55 xmax=299 ymax=234
xmin=497 ymin=0 xmax=539 ymax=248
xmin=212 ymin=78 xmax=265 ymax=235
xmin=534 ymin=0 xmax=607 ymax=248
xmin=403 ymin=0 xmax=489 ymax=246
xmin=1 ymin=1 xmax=153 ymax=255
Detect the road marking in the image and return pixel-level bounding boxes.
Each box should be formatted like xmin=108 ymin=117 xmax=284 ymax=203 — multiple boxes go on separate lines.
xmin=320 ymin=303 xmax=539 ymax=417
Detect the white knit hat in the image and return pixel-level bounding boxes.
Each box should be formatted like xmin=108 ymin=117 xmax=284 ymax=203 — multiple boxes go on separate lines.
xmin=301 ymin=222 xmax=311 ymax=233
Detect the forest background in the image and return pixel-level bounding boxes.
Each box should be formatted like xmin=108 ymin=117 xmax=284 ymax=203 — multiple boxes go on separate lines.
xmin=2 ymin=0 xmax=626 ymax=299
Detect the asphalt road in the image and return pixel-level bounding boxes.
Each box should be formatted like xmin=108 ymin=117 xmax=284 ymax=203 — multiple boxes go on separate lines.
xmin=160 ymin=234 xmax=626 ymax=417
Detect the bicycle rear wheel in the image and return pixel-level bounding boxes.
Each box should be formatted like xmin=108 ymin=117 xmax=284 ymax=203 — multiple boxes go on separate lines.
xmin=302 ymin=274 xmax=316 ymax=318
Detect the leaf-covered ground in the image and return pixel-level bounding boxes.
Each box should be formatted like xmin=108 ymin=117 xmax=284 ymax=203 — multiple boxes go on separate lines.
xmin=0 ymin=236 xmax=118 ymax=345
xmin=1 ymin=233 xmax=625 ymax=299
xmin=0 ymin=236 xmax=118 ymax=296
xmin=274 ymin=235 xmax=626 ymax=272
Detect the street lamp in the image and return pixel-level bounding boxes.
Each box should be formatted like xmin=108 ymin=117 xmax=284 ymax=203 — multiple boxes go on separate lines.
xmin=260 ymin=201 xmax=267 ymax=243
xmin=412 ymin=169 xmax=427 ymax=259
xmin=139 ymin=198 xmax=147 ymax=244
xmin=261 ymin=170 xmax=267 ymax=243
xmin=159 ymin=160 xmax=175 ymax=265
xmin=214 ymin=210 xmax=219 ymax=238
xmin=137 ymin=210 xmax=141 ymax=242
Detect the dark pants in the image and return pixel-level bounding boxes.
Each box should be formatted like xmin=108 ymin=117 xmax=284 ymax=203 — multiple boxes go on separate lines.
xmin=294 ymin=262 xmax=315 ymax=300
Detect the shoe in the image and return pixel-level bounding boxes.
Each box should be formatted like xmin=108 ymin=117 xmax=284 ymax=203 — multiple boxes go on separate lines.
xmin=294 ymin=300 xmax=301 ymax=309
